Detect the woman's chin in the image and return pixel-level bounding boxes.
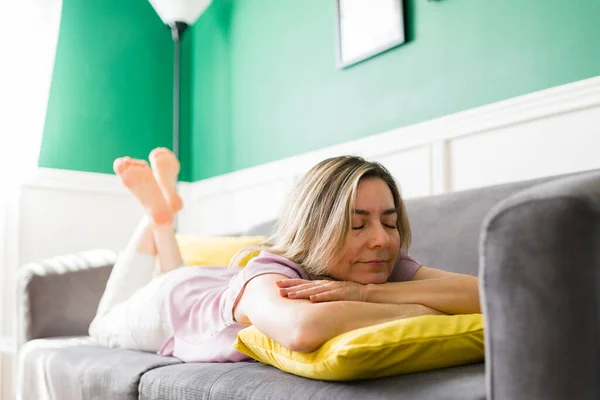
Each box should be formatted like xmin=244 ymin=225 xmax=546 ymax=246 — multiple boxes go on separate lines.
xmin=355 ymin=273 xmax=389 ymax=285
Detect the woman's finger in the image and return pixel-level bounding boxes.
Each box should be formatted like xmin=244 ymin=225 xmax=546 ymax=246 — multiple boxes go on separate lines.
xmin=309 ymin=290 xmax=342 ymax=303
xmin=284 ymin=283 xmax=318 ymax=293
xmin=287 ymin=283 xmax=333 ymax=298
xmin=282 ymin=280 xmax=333 ymax=293
xmin=287 ymin=288 xmax=322 ymax=298
xmin=276 ymin=279 xmax=310 ymax=288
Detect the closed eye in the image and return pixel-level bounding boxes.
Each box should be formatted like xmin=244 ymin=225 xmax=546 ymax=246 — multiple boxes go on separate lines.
xmin=352 ymin=224 xmax=396 ymax=230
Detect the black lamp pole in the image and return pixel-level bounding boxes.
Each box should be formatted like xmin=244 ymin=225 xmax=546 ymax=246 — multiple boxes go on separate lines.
xmin=170 ymin=22 xmax=188 ymax=231
xmin=170 ymin=22 xmax=188 ymax=161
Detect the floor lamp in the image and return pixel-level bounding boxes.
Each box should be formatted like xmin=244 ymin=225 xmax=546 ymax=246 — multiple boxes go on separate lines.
xmin=148 ymin=0 xmax=212 ymax=230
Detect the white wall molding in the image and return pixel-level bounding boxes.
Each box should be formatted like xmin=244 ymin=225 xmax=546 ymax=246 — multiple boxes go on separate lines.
xmin=24 ymin=168 xmax=141 ymax=195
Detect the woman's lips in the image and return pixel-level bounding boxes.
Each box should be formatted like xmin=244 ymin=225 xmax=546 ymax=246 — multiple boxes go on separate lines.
xmin=361 ymin=259 xmax=387 ymax=265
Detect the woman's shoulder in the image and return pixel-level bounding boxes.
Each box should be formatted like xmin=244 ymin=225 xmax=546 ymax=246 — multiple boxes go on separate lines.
xmin=225 ymin=251 xmax=311 ymax=325
xmin=387 ymin=251 xmax=422 ymax=282
xmin=242 ymin=251 xmax=310 ymax=280
xmin=396 ymin=250 xmax=419 ymax=263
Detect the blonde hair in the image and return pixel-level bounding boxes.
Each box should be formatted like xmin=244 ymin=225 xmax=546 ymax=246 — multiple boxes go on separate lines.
xmin=230 ymin=155 xmax=411 ymax=279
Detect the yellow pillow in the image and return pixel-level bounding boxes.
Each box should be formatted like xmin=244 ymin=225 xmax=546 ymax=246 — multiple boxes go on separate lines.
xmin=176 ymin=234 xmax=267 ymax=267
xmin=233 ymin=314 xmax=484 ymax=381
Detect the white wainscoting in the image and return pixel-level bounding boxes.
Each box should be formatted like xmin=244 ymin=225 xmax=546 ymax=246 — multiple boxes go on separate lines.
xmin=18 ymin=169 xmax=144 ymax=264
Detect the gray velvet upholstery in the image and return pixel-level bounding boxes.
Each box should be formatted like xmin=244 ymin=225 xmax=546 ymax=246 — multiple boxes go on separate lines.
xmin=140 ymin=362 xmax=485 ymax=400
xmin=480 ymin=170 xmax=600 ymax=400
xmin=15 ymin=249 xmax=117 ymax=347
xmin=15 ymin=169 xmax=600 ymax=399
xmin=405 ymin=176 xmax=558 ymax=277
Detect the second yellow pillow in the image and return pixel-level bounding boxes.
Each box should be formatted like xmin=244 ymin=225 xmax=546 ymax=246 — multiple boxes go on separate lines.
xmin=176 ymin=234 xmax=267 ymax=267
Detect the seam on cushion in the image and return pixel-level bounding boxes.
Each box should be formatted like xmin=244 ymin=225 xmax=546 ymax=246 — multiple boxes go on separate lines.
xmin=246 ymin=327 xmax=484 ymax=367
xmin=207 ymin=364 xmax=257 ymax=400
xmin=481 ymin=196 xmax=600 ymax=400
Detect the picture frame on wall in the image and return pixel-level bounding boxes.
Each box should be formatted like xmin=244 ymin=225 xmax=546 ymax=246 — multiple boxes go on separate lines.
xmin=335 ymin=0 xmax=406 ymax=69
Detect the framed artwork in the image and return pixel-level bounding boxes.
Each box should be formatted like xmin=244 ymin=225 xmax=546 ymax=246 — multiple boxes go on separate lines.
xmin=335 ymin=0 xmax=406 ymax=68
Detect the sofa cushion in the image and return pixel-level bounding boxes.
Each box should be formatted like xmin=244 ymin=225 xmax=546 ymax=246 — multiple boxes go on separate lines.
xmin=139 ymin=362 xmax=259 ymax=399
xmin=139 ymin=361 xmax=485 ymax=400
xmin=17 ymin=337 xmax=181 ymax=400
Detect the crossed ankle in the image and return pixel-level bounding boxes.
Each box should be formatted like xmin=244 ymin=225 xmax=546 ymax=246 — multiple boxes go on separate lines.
xmin=149 ymin=209 xmax=174 ymax=227
xmin=168 ymin=196 xmax=183 ymax=214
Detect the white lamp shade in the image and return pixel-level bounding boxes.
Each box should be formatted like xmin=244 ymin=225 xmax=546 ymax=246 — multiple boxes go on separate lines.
xmin=148 ymin=0 xmax=212 ymax=25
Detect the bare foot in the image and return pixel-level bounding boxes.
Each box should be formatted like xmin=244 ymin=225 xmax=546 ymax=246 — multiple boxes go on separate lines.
xmin=149 ymin=147 xmax=183 ymax=213
xmin=113 ymin=157 xmax=173 ymax=226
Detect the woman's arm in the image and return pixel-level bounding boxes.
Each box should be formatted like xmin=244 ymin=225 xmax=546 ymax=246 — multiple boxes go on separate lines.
xmin=365 ymin=267 xmax=481 ymax=315
xmin=277 ymin=266 xmax=481 ymax=315
xmin=235 ymin=273 xmax=443 ymax=353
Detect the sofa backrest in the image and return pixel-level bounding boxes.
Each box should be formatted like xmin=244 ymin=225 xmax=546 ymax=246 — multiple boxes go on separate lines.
xmin=404 ymin=176 xmax=557 ymax=277
xmin=242 ymin=171 xmax=595 ymax=277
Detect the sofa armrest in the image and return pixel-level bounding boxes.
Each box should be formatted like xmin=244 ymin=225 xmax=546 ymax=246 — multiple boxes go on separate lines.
xmin=15 ymin=249 xmax=118 ymax=348
xmin=480 ymin=170 xmax=600 ymax=400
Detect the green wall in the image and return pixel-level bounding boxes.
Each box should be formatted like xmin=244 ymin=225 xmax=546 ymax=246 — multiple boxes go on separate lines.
xmin=189 ymin=0 xmax=600 ymax=181
xmin=38 ymin=0 xmax=177 ymax=177
xmin=187 ymin=1 xmax=233 ymax=179
xmin=39 ymin=0 xmax=600 ymax=181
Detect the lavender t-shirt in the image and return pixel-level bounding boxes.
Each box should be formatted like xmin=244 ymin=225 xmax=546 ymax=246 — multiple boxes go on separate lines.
xmin=157 ymin=250 xmax=421 ymax=363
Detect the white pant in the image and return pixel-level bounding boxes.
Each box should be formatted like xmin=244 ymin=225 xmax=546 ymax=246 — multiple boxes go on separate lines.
xmin=89 ymin=223 xmax=173 ymax=352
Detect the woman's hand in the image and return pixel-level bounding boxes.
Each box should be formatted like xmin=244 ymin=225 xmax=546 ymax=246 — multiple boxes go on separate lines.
xmin=276 ymin=279 xmax=367 ymax=303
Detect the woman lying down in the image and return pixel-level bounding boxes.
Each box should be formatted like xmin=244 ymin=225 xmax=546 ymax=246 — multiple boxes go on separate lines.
xmin=89 ymin=148 xmax=480 ymax=362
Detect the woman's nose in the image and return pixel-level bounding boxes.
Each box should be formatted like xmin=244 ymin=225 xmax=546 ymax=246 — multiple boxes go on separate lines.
xmin=368 ymin=224 xmax=390 ymax=248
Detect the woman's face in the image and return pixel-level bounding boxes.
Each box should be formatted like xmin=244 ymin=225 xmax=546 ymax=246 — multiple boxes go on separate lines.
xmin=328 ymin=177 xmax=400 ymax=284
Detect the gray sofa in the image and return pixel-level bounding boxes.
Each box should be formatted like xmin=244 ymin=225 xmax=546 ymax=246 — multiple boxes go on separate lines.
xmin=15 ymin=169 xmax=600 ymax=400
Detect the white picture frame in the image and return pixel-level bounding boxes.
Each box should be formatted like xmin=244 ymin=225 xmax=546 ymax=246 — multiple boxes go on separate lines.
xmin=335 ymin=0 xmax=406 ymax=69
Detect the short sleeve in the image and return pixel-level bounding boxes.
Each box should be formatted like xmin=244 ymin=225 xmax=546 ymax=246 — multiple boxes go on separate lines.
xmin=224 ymin=251 xmax=311 ymax=325
xmin=387 ymin=251 xmax=421 ymax=282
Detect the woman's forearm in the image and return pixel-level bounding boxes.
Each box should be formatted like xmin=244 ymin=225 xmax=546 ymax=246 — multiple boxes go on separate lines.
xmin=364 ymin=275 xmax=481 ymax=315
xmin=294 ymin=301 xmax=442 ymax=352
